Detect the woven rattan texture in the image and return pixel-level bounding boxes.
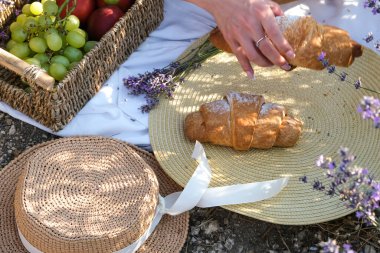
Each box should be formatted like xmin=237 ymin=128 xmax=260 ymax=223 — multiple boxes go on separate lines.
xmin=0 ymin=137 xmax=189 ymax=253
xmin=0 ymin=0 xmax=164 ymax=131
xmin=149 ymin=48 xmax=380 ymax=225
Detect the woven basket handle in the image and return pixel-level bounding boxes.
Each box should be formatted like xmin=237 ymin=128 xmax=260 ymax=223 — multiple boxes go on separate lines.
xmin=0 ymin=48 xmax=55 ymax=91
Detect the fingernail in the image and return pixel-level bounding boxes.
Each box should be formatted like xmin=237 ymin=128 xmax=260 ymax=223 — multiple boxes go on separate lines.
xmin=281 ymin=63 xmax=292 ymax=71
xmin=286 ymin=50 xmax=296 ymax=59
xmin=246 ymin=70 xmax=255 ymax=80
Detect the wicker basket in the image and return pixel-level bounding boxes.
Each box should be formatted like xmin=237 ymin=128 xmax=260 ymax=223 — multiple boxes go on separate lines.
xmin=0 ymin=0 xmax=164 ymax=131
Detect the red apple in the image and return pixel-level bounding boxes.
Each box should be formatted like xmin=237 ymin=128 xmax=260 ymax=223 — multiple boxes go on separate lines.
xmin=117 ymin=0 xmax=135 ymax=11
xmin=56 ymin=0 xmax=96 ymax=24
xmin=97 ymin=0 xmax=135 ymax=12
xmin=87 ymin=6 xmax=124 ymax=40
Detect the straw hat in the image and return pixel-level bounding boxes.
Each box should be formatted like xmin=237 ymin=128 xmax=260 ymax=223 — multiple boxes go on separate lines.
xmin=149 ymin=46 xmax=380 ymax=225
xmin=0 ymin=136 xmax=188 ymax=253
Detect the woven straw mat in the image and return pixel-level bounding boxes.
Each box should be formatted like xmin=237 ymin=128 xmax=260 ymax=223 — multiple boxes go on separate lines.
xmin=0 ymin=137 xmax=188 ymax=253
xmin=149 ymin=46 xmax=380 ymax=225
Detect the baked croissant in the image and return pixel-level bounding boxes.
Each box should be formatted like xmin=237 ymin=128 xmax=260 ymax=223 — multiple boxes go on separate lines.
xmin=209 ymin=16 xmax=363 ymax=70
xmin=184 ymin=92 xmax=302 ymax=151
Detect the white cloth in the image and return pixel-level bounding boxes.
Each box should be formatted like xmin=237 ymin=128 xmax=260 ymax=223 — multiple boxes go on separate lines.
xmin=1 ymin=0 xmax=379 ymax=148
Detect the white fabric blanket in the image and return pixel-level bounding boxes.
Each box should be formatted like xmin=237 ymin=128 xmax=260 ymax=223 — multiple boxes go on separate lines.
xmin=1 ymin=0 xmax=379 ymax=149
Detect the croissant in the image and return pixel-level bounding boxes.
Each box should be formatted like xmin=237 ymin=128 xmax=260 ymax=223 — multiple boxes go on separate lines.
xmin=209 ymin=16 xmax=363 ymax=70
xmin=184 ymin=92 xmax=303 ymax=151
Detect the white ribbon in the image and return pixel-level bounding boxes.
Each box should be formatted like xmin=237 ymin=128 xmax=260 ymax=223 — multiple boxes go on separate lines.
xmin=18 ymin=141 xmax=289 ymax=253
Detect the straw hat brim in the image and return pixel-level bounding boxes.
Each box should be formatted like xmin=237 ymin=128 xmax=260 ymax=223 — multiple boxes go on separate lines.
xmin=149 ymin=43 xmax=380 ymax=225
xmin=0 ymin=136 xmax=189 ymax=253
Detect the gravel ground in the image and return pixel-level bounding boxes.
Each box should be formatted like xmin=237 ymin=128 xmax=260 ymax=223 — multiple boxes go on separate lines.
xmin=1 ymin=111 xmax=379 ymax=253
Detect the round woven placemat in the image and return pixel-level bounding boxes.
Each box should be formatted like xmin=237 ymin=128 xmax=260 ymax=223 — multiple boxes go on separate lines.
xmin=0 ymin=137 xmax=188 ymax=253
xmin=149 ymin=47 xmax=380 ymax=225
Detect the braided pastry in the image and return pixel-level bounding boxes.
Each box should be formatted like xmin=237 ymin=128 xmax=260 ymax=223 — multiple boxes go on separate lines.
xmin=209 ymin=16 xmax=363 ymax=70
xmin=184 ymin=92 xmax=302 ymax=150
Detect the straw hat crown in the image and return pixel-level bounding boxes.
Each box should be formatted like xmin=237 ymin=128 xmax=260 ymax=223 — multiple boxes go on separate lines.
xmin=14 ymin=138 xmax=160 ymax=253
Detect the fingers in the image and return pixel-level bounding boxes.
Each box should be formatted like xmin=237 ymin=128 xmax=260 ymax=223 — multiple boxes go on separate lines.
xmin=269 ymin=1 xmax=284 ymax=17
xmin=210 ymin=0 xmax=296 ymax=78
xmin=230 ymin=42 xmax=255 ymax=79
xmin=236 ymin=34 xmax=273 ymax=67
xmin=229 ymin=34 xmax=273 ymax=79
xmin=260 ymin=11 xmax=295 ymax=62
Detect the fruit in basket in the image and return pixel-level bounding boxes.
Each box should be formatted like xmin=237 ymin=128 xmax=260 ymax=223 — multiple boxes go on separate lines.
xmin=51 ymin=55 xmax=71 ymax=68
xmin=105 ymin=0 xmax=119 ymax=5
xmin=11 ymin=28 xmax=27 ymax=42
xmin=29 ymin=37 xmax=48 ymax=53
xmin=64 ymin=15 xmax=80 ymax=31
xmin=116 ymin=0 xmax=135 ymax=11
xmin=56 ymin=0 xmax=96 ymax=24
xmin=10 ymin=43 xmax=30 ymax=59
xmin=66 ymin=30 xmax=86 ymax=48
xmin=5 ymin=0 xmax=96 ymax=82
xmin=87 ymin=6 xmax=124 ymax=40
xmin=97 ymin=0 xmax=135 ymax=11
xmin=30 ymin=2 xmax=44 ymax=15
xmin=25 ymin=58 xmax=41 ymax=67
xmin=83 ymin=40 xmax=97 ymax=53
xmin=49 ymin=63 xmax=68 ymax=81
xmin=46 ymin=32 xmax=63 ymax=51
xmin=63 ymin=46 xmax=83 ymax=62
xmin=43 ymin=1 xmax=59 ymax=16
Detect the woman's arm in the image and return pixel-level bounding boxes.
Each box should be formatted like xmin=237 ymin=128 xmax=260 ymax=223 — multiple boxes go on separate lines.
xmin=185 ymin=0 xmax=296 ymax=79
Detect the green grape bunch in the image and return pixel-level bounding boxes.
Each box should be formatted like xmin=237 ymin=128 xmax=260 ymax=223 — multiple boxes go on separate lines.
xmin=5 ymin=0 xmax=97 ymax=82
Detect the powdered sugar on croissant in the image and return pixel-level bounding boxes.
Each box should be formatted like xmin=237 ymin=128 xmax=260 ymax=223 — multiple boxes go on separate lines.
xmin=184 ymin=92 xmax=302 ymax=151
xmin=209 ymin=15 xmax=363 ymax=70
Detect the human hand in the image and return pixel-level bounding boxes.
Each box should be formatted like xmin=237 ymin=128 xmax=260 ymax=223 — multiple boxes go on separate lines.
xmin=186 ymin=0 xmax=296 ymax=79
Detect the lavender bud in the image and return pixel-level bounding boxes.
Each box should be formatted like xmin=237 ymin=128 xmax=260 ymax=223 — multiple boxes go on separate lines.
xmin=363 ymin=32 xmax=374 ymax=43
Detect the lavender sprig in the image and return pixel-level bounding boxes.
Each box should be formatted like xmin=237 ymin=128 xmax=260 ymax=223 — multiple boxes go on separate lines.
xmin=319 ymin=239 xmax=355 ymax=253
xmin=317 ymin=52 xmax=380 ymax=95
xmin=363 ymin=0 xmax=380 ymax=15
xmin=375 ymin=40 xmax=380 ymax=51
xmin=357 ymin=96 xmax=380 ymax=128
xmin=300 ymin=147 xmax=380 ymax=227
xmin=123 ymin=39 xmax=220 ymax=112
xmin=363 ymin=32 xmax=380 ymax=53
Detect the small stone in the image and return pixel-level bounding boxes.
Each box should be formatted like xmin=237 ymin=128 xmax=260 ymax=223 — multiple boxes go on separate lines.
xmin=204 ymin=220 xmax=219 ymax=235
xmin=364 ymin=245 xmax=377 ymax=253
xmin=297 ymin=230 xmax=306 ymax=241
xmin=237 ymin=245 xmax=244 ymax=253
xmin=8 ymin=125 xmax=16 ymax=135
xmin=224 ymin=238 xmax=234 ymax=251
xmin=191 ymin=226 xmax=200 ymax=236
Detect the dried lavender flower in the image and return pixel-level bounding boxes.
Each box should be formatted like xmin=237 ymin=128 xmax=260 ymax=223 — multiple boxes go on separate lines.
xmin=317 ymin=52 xmax=379 ymax=95
xmin=354 ymin=78 xmax=362 ymax=89
xmin=375 ymin=40 xmax=380 ymax=51
xmin=310 ymin=147 xmax=380 ymax=227
xmin=357 ymin=96 xmax=380 ymax=128
xmin=123 ymin=40 xmax=220 ymax=112
xmin=319 ymin=239 xmax=354 ymax=253
xmin=123 ymin=64 xmax=178 ymax=113
xmin=363 ymin=32 xmax=374 ymax=43
xmin=363 ymin=0 xmax=380 ymax=15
